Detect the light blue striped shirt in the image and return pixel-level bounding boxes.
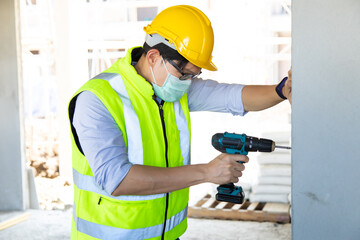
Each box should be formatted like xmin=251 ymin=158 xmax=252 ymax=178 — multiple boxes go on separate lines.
xmin=72 ymin=78 xmax=246 ymax=195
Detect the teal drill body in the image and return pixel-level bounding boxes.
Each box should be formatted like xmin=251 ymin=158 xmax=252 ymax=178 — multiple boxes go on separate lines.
xmin=212 ymin=132 xmax=280 ymax=204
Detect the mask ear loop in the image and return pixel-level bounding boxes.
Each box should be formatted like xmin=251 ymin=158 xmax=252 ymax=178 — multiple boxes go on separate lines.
xmin=149 ymin=65 xmax=158 ymax=86
xmin=161 ymin=56 xmax=170 ymax=74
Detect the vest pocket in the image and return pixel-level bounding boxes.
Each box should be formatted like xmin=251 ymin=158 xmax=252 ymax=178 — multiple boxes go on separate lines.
xmin=96 ymin=195 xmax=164 ymax=230
xmin=98 ymin=196 xmax=148 ymax=206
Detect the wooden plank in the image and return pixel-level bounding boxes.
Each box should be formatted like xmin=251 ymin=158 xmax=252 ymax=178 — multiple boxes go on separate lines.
xmin=0 ymin=212 xmax=30 ymax=231
xmin=223 ymin=202 xmax=235 ymax=209
xmin=204 ymin=194 xmax=211 ymax=199
xmin=201 ymin=198 xmax=217 ymax=209
xmin=247 ymin=202 xmax=259 ymax=211
xmin=255 ymin=202 xmax=266 ymax=211
xmin=263 ymin=203 xmax=290 ymax=213
xmin=194 ymin=195 xmax=210 ymax=207
xmin=239 ymin=201 xmax=250 ymax=210
xmin=215 ymin=201 xmax=228 ymax=209
xmin=231 ymin=204 xmax=242 ymax=210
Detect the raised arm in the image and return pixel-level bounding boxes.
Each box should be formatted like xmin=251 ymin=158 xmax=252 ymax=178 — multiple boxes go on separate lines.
xmin=242 ymin=70 xmax=292 ymax=111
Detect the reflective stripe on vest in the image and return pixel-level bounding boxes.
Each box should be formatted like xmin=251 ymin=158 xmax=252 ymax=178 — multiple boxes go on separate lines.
xmin=73 ymin=201 xmax=187 ymax=240
xmin=73 ymin=168 xmax=166 ymax=201
xmin=173 ymin=101 xmax=190 ymax=165
xmin=93 ymin=72 xmax=144 ymax=165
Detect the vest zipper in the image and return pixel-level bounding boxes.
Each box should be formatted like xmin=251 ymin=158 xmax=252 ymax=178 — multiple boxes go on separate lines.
xmin=155 ymin=99 xmax=170 ymax=240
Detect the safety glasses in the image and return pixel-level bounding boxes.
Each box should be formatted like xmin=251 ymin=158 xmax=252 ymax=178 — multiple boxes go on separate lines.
xmin=166 ymin=59 xmax=202 ymax=80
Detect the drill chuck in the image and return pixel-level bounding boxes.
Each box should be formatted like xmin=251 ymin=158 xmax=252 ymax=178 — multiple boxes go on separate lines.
xmin=246 ymin=136 xmax=275 ymax=152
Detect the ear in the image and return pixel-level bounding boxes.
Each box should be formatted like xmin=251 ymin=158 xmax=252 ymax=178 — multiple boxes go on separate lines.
xmin=146 ymin=49 xmax=161 ymax=68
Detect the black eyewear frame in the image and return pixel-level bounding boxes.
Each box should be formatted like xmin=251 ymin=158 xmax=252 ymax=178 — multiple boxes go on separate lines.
xmin=166 ymin=59 xmax=202 ymax=80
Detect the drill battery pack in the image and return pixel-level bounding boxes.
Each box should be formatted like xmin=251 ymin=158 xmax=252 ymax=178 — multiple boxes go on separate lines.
xmin=215 ymin=183 xmax=245 ymax=204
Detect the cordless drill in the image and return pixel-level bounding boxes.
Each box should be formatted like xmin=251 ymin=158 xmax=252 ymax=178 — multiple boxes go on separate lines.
xmin=212 ymin=132 xmax=291 ymax=204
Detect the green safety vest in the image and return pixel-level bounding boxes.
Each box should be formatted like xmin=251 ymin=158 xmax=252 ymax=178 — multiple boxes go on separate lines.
xmin=68 ymin=47 xmax=191 ymax=240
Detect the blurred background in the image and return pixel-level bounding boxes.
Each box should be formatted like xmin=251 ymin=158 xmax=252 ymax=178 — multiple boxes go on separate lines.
xmin=19 ymin=0 xmax=291 ymax=210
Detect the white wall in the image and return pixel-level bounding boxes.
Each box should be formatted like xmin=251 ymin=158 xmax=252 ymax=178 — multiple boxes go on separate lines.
xmin=0 ymin=0 xmax=28 ymax=210
xmin=292 ymin=0 xmax=360 ymax=239
xmin=54 ymin=0 xmax=89 ymax=177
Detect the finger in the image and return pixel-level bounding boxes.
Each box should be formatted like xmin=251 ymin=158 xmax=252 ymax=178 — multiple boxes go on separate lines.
xmin=217 ymin=153 xmax=227 ymax=160
xmin=220 ymin=153 xmax=240 ymax=162
xmin=242 ymin=155 xmax=249 ymax=163
xmin=222 ymin=154 xmax=249 ymax=164
xmin=233 ymin=170 xmax=243 ymax=178
xmin=231 ymin=155 xmax=249 ymax=163
xmin=240 ymin=163 xmax=245 ymax=171
xmin=231 ymin=177 xmax=240 ymax=183
xmin=288 ymin=93 xmax=292 ymax=104
xmin=233 ymin=163 xmax=245 ymax=172
xmin=226 ymin=154 xmax=247 ymax=162
xmin=286 ymin=80 xmax=292 ymax=95
xmin=286 ymin=78 xmax=292 ymax=87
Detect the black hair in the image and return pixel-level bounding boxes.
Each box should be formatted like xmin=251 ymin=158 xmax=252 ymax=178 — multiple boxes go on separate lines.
xmin=142 ymin=42 xmax=189 ymax=70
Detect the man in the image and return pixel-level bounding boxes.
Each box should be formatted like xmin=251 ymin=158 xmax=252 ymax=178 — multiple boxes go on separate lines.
xmin=68 ymin=5 xmax=291 ymax=240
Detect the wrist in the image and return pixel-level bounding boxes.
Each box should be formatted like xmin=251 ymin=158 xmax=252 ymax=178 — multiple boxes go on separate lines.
xmin=275 ymin=77 xmax=288 ymax=100
xmin=198 ymin=164 xmax=210 ymax=183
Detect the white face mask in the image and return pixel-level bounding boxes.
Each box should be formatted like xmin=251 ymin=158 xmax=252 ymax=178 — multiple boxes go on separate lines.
xmin=149 ymin=57 xmax=191 ymax=102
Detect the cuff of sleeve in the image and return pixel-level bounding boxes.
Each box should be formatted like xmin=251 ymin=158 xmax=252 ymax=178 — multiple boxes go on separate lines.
xmin=105 ymin=162 xmax=133 ymax=195
xmin=228 ymin=84 xmax=248 ymax=116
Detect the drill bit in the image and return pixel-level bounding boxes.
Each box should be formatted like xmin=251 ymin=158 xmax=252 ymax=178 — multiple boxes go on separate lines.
xmin=275 ymin=145 xmax=291 ymax=150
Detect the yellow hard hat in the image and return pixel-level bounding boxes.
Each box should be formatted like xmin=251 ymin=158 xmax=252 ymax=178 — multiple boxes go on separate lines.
xmin=144 ymin=5 xmax=217 ymax=71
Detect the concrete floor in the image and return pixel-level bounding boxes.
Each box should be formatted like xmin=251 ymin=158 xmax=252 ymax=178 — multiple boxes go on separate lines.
xmin=0 ymin=209 xmax=291 ymax=240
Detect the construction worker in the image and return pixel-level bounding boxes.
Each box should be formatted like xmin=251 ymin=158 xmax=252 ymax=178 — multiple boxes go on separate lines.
xmin=68 ymin=5 xmax=291 ymax=240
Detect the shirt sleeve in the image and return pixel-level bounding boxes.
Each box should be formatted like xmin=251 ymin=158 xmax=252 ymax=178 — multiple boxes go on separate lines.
xmin=72 ymin=91 xmax=132 ymax=195
xmin=187 ymin=78 xmax=248 ymax=116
